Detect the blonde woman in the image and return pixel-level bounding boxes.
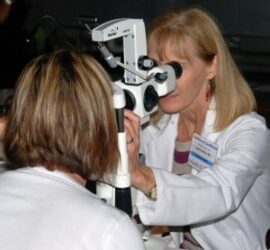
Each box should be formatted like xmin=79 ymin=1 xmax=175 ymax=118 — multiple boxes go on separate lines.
xmin=125 ymin=7 xmax=270 ymax=250
xmin=0 ymin=49 xmax=145 ymax=250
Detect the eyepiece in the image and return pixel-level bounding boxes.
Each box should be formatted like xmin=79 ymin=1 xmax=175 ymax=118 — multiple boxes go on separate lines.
xmin=167 ymin=61 xmax=182 ymax=79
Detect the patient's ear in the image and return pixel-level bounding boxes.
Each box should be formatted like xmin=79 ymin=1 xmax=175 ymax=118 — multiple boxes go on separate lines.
xmin=206 ymin=55 xmax=217 ymax=80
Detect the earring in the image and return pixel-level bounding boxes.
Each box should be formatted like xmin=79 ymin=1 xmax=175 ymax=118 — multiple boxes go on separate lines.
xmin=206 ymin=83 xmax=211 ymax=102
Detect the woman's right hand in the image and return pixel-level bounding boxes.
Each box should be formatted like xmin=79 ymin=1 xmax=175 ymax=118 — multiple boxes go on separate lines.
xmin=124 ymin=109 xmax=141 ymax=174
xmin=124 ymin=110 xmax=156 ymax=196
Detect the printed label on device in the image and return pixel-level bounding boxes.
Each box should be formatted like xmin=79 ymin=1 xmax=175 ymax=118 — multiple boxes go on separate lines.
xmin=188 ymin=133 xmax=218 ymax=171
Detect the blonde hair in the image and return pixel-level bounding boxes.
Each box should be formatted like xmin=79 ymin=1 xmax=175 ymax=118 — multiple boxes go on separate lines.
xmin=148 ymin=7 xmax=256 ymax=131
xmin=4 ymin=49 xmax=119 ymax=179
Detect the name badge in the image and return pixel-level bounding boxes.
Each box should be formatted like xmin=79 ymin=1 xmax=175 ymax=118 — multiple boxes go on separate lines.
xmin=188 ymin=133 xmax=218 ymax=171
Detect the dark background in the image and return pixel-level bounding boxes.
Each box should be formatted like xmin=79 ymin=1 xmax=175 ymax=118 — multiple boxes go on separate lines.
xmin=1 ymin=0 xmax=270 ymax=125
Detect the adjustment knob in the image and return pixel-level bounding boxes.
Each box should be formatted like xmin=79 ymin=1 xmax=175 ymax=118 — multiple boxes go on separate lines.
xmin=138 ymin=56 xmax=156 ymax=70
xmin=124 ymin=90 xmax=136 ymax=110
xmin=144 ymin=85 xmax=159 ymax=112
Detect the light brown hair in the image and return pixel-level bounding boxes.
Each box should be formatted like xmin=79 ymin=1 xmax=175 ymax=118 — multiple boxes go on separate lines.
xmin=4 ymin=49 xmax=119 ymax=179
xmin=148 ymin=7 xmax=256 ymax=131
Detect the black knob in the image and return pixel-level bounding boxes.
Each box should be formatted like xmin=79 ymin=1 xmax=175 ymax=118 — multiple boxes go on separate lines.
xmin=154 ymin=72 xmax=168 ymax=83
xmin=124 ymin=90 xmax=136 ymax=110
xmin=138 ymin=56 xmax=156 ymax=70
xmin=144 ymin=85 xmax=159 ymax=112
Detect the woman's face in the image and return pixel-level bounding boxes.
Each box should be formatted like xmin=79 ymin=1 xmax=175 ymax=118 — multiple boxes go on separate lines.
xmin=151 ymin=39 xmax=216 ymax=114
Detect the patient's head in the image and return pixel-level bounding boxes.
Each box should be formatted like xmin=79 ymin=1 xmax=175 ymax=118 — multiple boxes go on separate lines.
xmin=4 ymin=49 xmax=119 ymax=179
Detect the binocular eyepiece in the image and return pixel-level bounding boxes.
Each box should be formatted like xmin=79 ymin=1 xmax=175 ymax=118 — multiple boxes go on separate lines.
xmin=124 ymin=60 xmax=182 ymax=114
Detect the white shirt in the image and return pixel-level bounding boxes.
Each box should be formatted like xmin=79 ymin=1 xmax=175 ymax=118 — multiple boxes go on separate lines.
xmin=0 ymin=166 xmax=145 ymax=250
xmin=136 ymin=109 xmax=270 ymax=250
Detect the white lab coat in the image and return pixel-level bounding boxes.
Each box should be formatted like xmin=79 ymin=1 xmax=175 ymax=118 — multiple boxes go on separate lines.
xmin=136 ymin=107 xmax=270 ymax=250
xmin=0 ymin=167 xmax=145 ymax=250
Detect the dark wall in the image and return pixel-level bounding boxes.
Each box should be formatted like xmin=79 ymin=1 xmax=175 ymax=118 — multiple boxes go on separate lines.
xmin=2 ymin=0 xmax=270 ymax=89
xmin=192 ymin=0 xmax=270 ymax=36
xmin=1 ymin=0 xmax=270 ymax=124
xmin=22 ymin=0 xmax=270 ymax=36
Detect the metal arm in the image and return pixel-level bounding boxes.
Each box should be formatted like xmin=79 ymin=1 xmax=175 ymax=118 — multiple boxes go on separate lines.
xmin=91 ymin=18 xmax=180 ymax=124
xmin=92 ymin=18 xmax=148 ymax=84
xmin=96 ymin=83 xmax=132 ymax=216
xmin=90 ymin=18 xmax=181 ymax=217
